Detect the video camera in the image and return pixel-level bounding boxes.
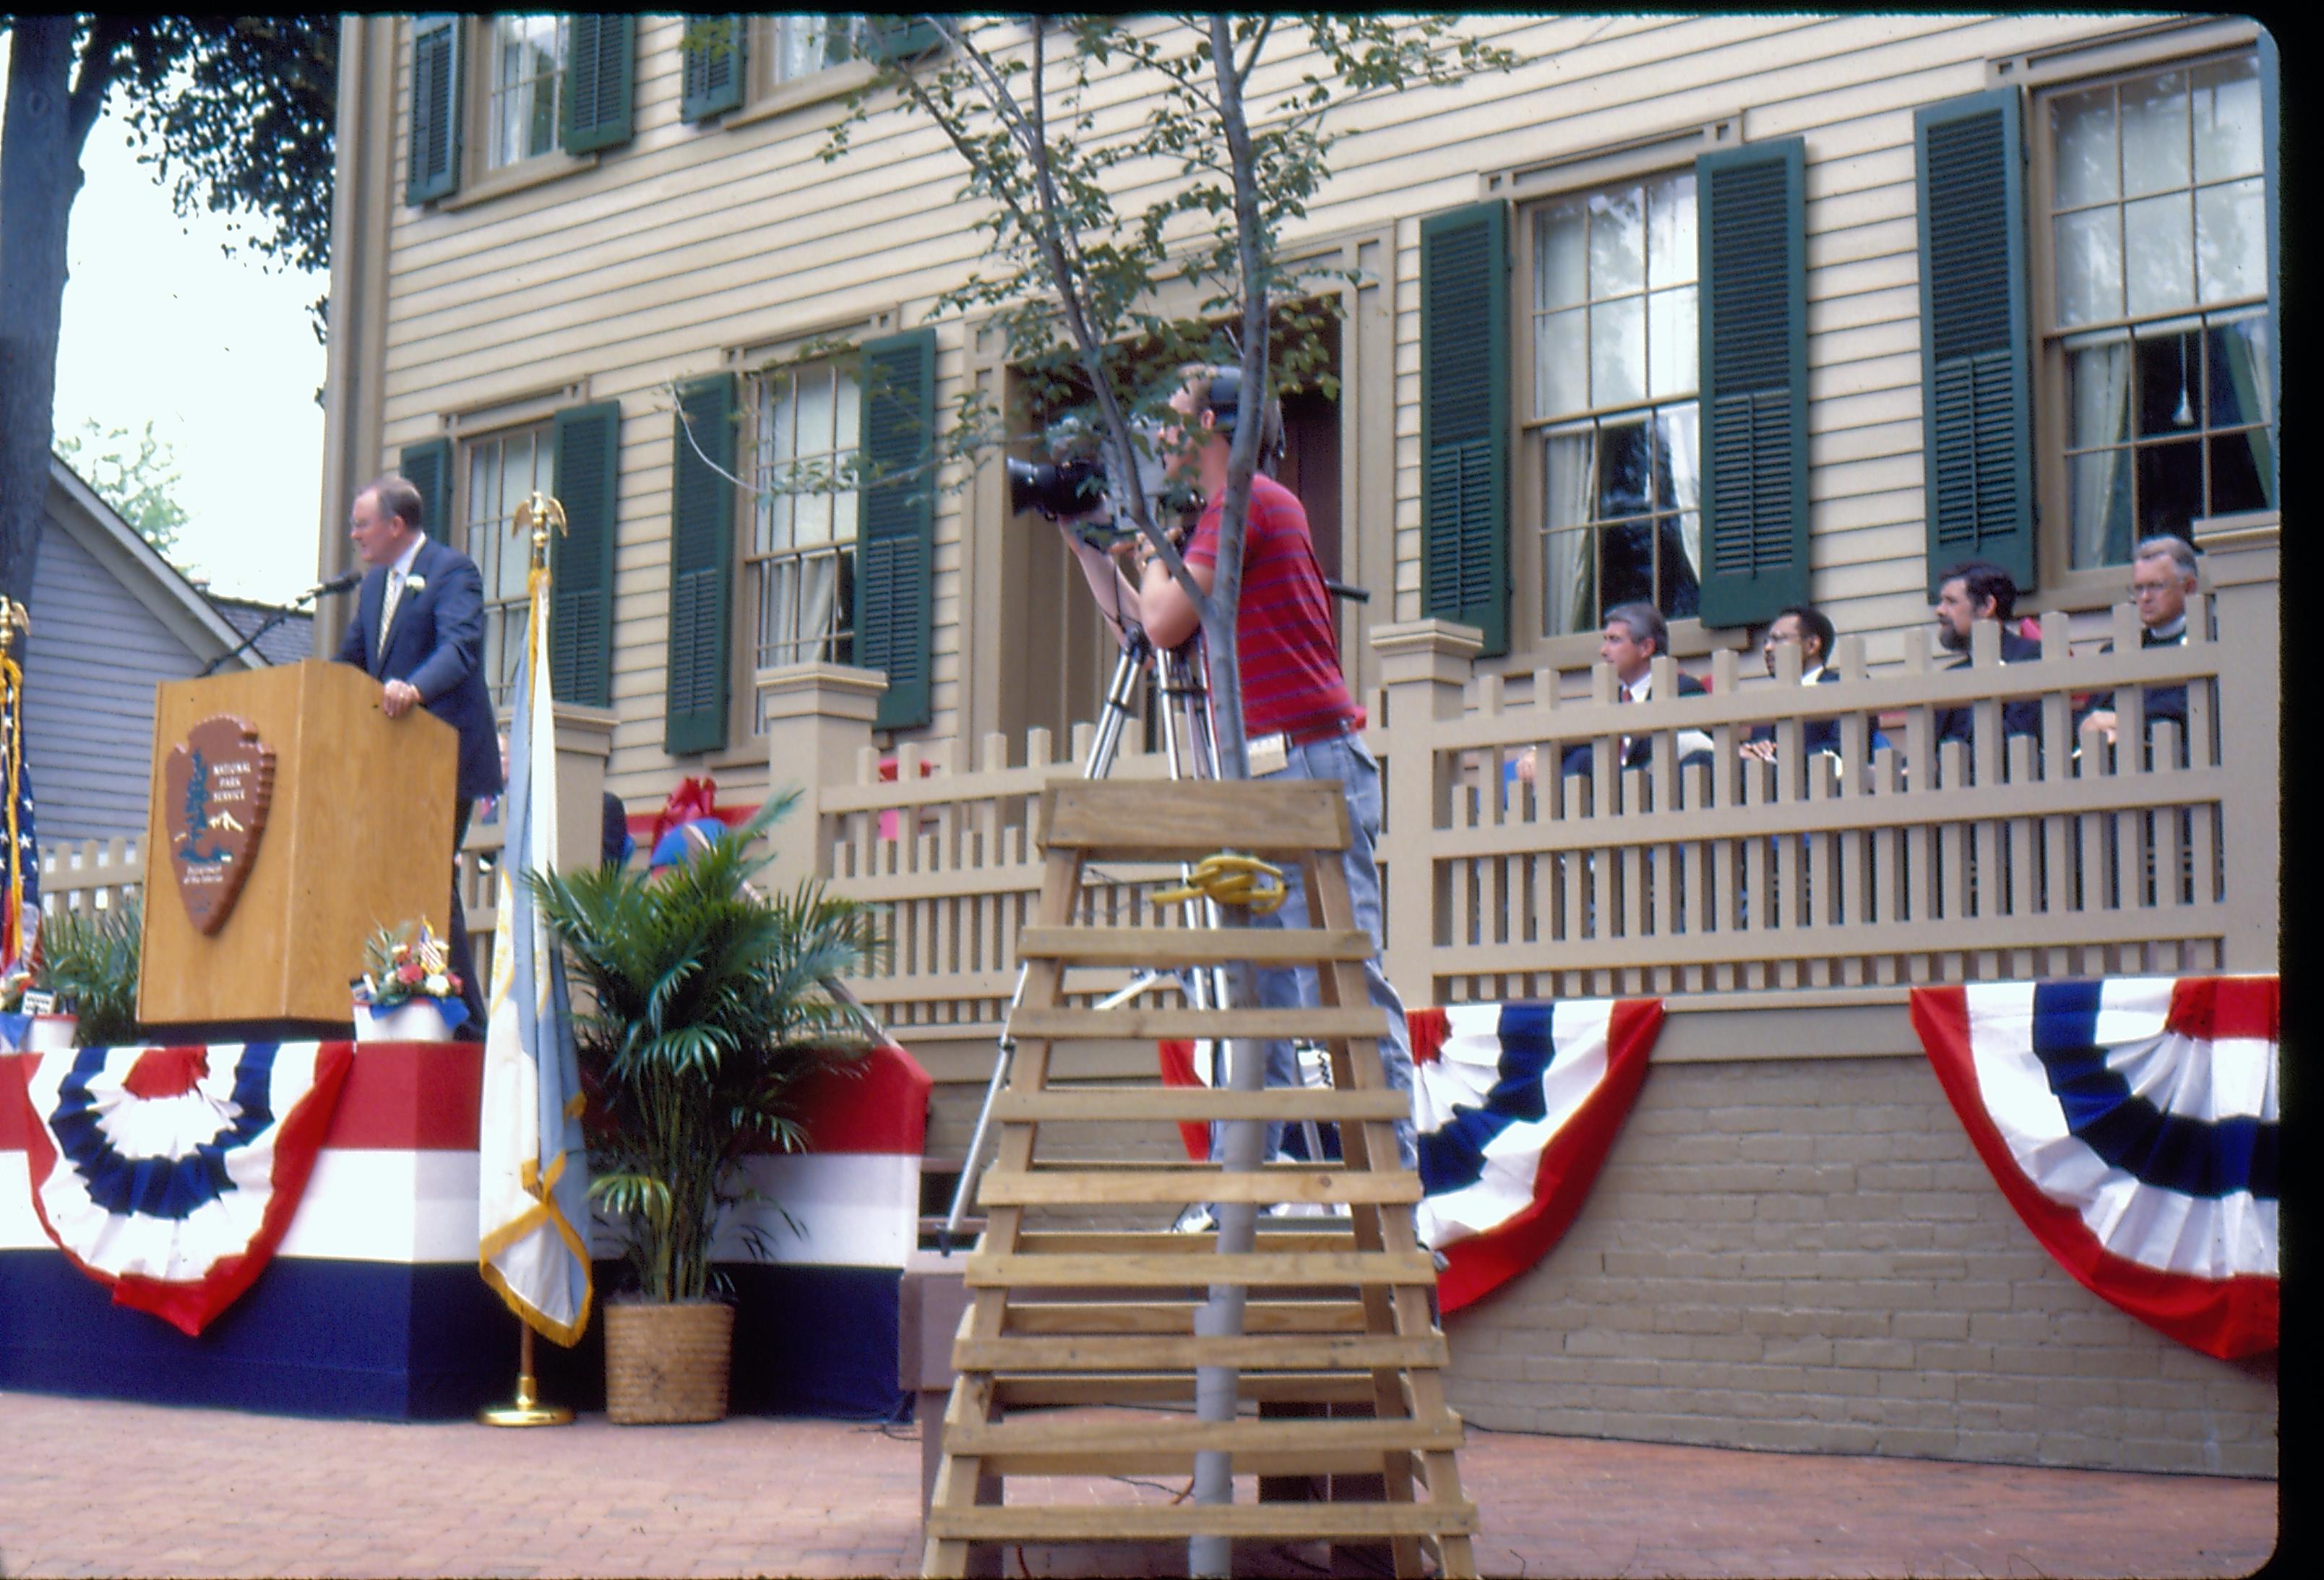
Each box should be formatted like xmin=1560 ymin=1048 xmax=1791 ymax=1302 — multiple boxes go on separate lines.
xmin=1005 ymin=415 xmax=1196 ymax=547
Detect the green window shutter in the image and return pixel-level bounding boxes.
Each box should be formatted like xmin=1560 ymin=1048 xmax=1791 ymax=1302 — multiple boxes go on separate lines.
xmin=1695 ymin=137 xmax=1809 ymax=628
xmin=1419 ymin=201 xmax=1510 ymax=658
xmin=562 ymin=14 xmax=636 ymax=154
xmin=1916 ymin=88 xmax=2033 ymax=594
xmin=2259 ymin=27 xmax=2279 ymax=511
xmin=551 ymin=402 xmax=622 ymax=708
xmin=680 ymin=14 xmax=746 ymax=122
xmin=405 ymin=15 xmax=461 ymax=205
xmin=865 ymin=14 xmax=942 ymax=63
xmin=855 ymin=327 xmax=937 ymax=732
xmin=398 ymin=436 xmax=455 ymax=541
xmin=665 ymin=376 xmax=736 ymax=755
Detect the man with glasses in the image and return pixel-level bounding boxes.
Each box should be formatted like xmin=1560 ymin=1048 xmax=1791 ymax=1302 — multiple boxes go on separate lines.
xmin=2079 ymin=536 xmax=2200 ymax=752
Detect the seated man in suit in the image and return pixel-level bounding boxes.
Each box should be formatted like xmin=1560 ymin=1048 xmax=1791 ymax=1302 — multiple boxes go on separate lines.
xmin=334 ymin=473 xmax=502 ymax=1034
xmin=1741 ymin=604 xmax=1841 ymax=761
xmin=1930 ymin=559 xmax=2042 ymax=762
xmin=1510 ymin=603 xmax=1711 ymax=787
xmin=2078 ymin=534 xmax=2199 ymax=757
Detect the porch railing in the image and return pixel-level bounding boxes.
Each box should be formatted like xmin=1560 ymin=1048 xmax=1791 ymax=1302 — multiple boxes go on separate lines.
xmin=34 ymin=542 xmax=2276 ymax=1039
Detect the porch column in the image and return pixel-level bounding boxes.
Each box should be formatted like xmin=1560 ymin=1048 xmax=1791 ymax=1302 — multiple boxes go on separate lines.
xmin=1368 ymin=619 xmax=1480 ymax=1008
xmin=2193 ymin=521 xmax=2278 ymax=972
xmin=755 ymin=663 xmax=888 ymax=891
xmin=550 ymin=703 xmax=616 ymax=875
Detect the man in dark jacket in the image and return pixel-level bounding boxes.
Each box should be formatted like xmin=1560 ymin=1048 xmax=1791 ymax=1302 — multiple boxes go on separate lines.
xmin=1931 ymin=560 xmax=2042 ymax=760
xmin=335 ymin=473 xmax=503 ymax=1031
xmin=2079 ymin=534 xmax=2199 ymax=755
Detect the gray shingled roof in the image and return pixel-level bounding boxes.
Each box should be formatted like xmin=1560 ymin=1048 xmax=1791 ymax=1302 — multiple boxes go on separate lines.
xmin=207 ymin=596 xmax=315 ymax=666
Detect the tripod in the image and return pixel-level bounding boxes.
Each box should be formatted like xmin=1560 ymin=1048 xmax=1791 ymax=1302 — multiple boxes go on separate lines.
xmin=937 ymin=621 xmax=1236 ymax=1250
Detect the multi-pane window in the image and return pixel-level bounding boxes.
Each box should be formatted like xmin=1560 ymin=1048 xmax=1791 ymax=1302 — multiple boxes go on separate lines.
xmin=757 ymin=14 xmax=869 ymax=91
xmin=1528 ymin=171 xmax=1702 ymax=637
xmin=463 ymin=424 xmax=555 ymax=707
xmin=2045 ymin=49 xmax=2271 ymax=566
xmin=486 ymin=14 xmax=566 ymax=169
xmin=749 ymin=361 xmax=860 ymax=689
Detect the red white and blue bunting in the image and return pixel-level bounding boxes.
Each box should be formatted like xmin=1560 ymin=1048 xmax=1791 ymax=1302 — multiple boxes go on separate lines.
xmin=11 ymin=1042 xmax=353 ymax=1336
xmin=1411 ymin=999 xmax=1664 ymax=1313
xmin=1911 ymin=977 xmax=2278 ymax=1360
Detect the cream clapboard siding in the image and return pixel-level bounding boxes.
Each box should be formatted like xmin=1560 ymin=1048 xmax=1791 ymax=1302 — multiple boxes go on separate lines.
xmin=363 ymin=12 xmax=2174 ymax=809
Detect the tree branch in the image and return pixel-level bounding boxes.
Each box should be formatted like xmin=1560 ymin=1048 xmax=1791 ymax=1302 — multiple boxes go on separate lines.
xmin=66 ymin=15 xmax=133 ymax=150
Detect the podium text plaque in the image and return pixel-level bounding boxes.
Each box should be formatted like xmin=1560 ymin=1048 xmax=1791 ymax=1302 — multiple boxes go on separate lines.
xmin=139 ymin=660 xmax=457 ymax=1029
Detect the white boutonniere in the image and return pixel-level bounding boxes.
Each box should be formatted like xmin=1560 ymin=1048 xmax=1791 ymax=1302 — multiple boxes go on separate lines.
xmin=403 ymin=574 xmax=427 ymax=594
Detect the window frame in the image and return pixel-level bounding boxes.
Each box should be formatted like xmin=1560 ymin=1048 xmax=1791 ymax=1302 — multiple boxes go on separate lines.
xmin=701 ymin=314 xmax=895 ymax=763
xmin=715 ymin=15 xmax=882 ymax=131
xmin=454 ymin=416 xmax=560 ymax=714
xmin=2013 ymin=18 xmax=2271 ymax=613
xmin=1503 ymin=126 xmax=1749 ymax=671
xmin=439 ymin=14 xmax=600 ymax=209
xmin=743 ymin=352 xmax=866 ymax=707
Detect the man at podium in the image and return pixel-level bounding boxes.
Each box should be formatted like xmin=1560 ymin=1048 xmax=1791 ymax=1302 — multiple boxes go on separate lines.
xmin=334 ymin=474 xmax=502 ymax=1031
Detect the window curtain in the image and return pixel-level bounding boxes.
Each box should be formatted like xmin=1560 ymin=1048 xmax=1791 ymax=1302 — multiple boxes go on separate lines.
xmin=1544 ymin=430 xmax=1596 ymax=635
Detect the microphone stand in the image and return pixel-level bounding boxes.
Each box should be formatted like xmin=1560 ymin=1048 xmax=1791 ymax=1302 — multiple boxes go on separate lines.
xmin=197 ymin=578 xmax=352 ymax=677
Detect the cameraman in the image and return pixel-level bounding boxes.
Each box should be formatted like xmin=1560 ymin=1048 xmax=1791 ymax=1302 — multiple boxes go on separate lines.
xmin=1055 ymin=364 xmax=1416 ymax=1169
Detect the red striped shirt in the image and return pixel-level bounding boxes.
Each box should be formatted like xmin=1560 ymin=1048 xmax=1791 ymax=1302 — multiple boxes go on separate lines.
xmin=1182 ymin=473 xmax=1354 ymax=737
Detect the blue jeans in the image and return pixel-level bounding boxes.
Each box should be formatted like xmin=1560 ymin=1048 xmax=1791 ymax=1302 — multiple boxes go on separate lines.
xmin=1218 ymin=732 xmax=1416 ymax=1169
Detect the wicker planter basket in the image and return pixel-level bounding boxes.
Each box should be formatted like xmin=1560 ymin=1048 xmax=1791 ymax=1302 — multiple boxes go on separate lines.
xmin=603 ymin=1299 xmax=735 ymax=1425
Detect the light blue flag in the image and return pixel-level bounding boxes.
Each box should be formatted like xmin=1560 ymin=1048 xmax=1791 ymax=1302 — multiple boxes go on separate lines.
xmin=478 ymin=562 xmax=593 ymax=1344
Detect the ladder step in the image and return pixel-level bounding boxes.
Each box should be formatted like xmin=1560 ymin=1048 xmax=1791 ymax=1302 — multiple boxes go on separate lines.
xmin=943 ymin=1411 xmax=1464 ymax=1459
xmin=926 ymin=1500 xmax=1479 ymax=1542
xmin=1001 ymin=1300 xmax=1371 ymax=1335
xmin=968 ymin=1250 xmax=1440 ymax=1289
xmin=994 ymin=1087 xmax=1411 ymax=1122
xmin=990 ymin=1372 xmax=1390 ymax=1408
xmin=1016 ymin=925 xmax=1378 ymax=966
xmin=1039 ymin=780 xmax=1352 ymax=859
xmin=1008 ymin=1006 xmax=1388 ymax=1041
xmin=1014 ymin=1231 xmax=1357 ymax=1256
xmin=956 ymin=1332 xmax=1447 ymax=1372
xmin=980 ymin=1169 xmax=1421 ymax=1206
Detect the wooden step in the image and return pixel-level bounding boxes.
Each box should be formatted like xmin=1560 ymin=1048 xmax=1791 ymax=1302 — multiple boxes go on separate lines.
xmin=1001 ymin=1299 xmax=1372 ymax=1335
xmin=1013 ymin=1230 xmax=1357 ymax=1257
xmin=1039 ymin=780 xmax=1351 ymax=859
xmin=956 ymin=1331 xmax=1448 ymax=1373
xmin=968 ymin=1249 xmax=1440 ymax=1289
xmin=1015 ymin=925 xmax=1379 ymax=966
xmin=994 ymin=1086 xmax=1411 ymax=1122
xmin=1007 ymin=1006 xmax=1389 ymax=1041
xmin=990 ymin=1372 xmax=1391 ymax=1408
xmin=943 ymin=1409 xmax=1464 ymax=1460
xmin=980 ymin=1167 xmax=1420 ymax=1206
xmin=926 ymin=1499 xmax=1479 ymax=1542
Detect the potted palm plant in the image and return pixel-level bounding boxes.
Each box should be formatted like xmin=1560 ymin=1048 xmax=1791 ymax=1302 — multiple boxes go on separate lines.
xmin=33 ymin=896 xmax=144 ymax=1047
xmin=525 ymin=794 xmax=879 ymax=1424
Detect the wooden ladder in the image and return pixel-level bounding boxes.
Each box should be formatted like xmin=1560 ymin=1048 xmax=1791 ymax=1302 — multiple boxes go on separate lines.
xmin=922 ymin=778 xmax=1478 ymax=1579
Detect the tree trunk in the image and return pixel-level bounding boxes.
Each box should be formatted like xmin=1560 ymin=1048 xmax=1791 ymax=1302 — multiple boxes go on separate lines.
xmin=0 ymin=18 xmax=90 ymax=603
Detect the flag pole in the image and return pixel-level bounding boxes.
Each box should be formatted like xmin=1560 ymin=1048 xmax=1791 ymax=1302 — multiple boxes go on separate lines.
xmin=478 ymin=491 xmax=579 ymax=1430
xmin=481 ymin=1322 xmax=573 ymax=1427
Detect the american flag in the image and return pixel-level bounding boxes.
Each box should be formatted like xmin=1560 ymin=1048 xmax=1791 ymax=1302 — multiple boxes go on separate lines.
xmin=1 ymin=683 xmax=36 ymax=976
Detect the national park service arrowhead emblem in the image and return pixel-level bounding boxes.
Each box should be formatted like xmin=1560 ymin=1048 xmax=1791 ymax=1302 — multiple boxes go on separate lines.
xmin=163 ymin=715 xmax=276 ymax=935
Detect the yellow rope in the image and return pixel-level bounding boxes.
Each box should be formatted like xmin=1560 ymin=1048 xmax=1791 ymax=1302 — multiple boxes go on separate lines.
xmin=1153 ymin=853 xmax=1288 ymax=916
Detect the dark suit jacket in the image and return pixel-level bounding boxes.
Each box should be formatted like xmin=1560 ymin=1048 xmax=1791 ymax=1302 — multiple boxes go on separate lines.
xmin=333 ymin=536 xmax=503 ymax=802
xmin=2080 ymin=625 xmax=2191 ymax=735
xmin=1934 ymin=630 xmax=2044 ymax=751
xmin=1563 ymin=671 xmax=1711 ymax=776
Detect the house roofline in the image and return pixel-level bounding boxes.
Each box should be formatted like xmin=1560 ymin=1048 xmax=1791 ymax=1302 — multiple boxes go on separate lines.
xmin=46 ymin=454 xmax=260 ymax=668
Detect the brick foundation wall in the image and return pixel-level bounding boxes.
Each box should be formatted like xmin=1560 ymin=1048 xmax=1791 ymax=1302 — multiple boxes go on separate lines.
xmin=1439 ymin=1049 xmax=2278 ymax=1477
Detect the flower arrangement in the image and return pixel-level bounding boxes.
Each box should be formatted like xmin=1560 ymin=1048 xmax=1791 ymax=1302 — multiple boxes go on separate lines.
xmin=352 ymin=920 xmax=463 ymax=1011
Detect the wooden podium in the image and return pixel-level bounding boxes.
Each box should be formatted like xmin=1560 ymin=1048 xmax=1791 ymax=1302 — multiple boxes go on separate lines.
xmin=139 ymin=659 xmax=457 ymax=1029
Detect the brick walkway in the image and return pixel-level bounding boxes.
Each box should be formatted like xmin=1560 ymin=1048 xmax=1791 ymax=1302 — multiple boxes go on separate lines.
xmin=0 ymin=1391 xmax=2274 ymax=1579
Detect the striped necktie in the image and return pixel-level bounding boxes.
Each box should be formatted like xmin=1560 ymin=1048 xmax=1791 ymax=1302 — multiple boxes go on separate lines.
xmin=379 ymin=568 xmax=406 ymax=657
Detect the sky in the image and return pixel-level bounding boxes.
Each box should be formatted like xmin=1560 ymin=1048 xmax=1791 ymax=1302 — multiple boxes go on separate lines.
xmin=46 ymin=75 xmax=330 ymax=607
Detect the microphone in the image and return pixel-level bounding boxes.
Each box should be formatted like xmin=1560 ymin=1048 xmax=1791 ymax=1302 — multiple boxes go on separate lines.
xmin=302 ymin=569 xmax=363 ymax=601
